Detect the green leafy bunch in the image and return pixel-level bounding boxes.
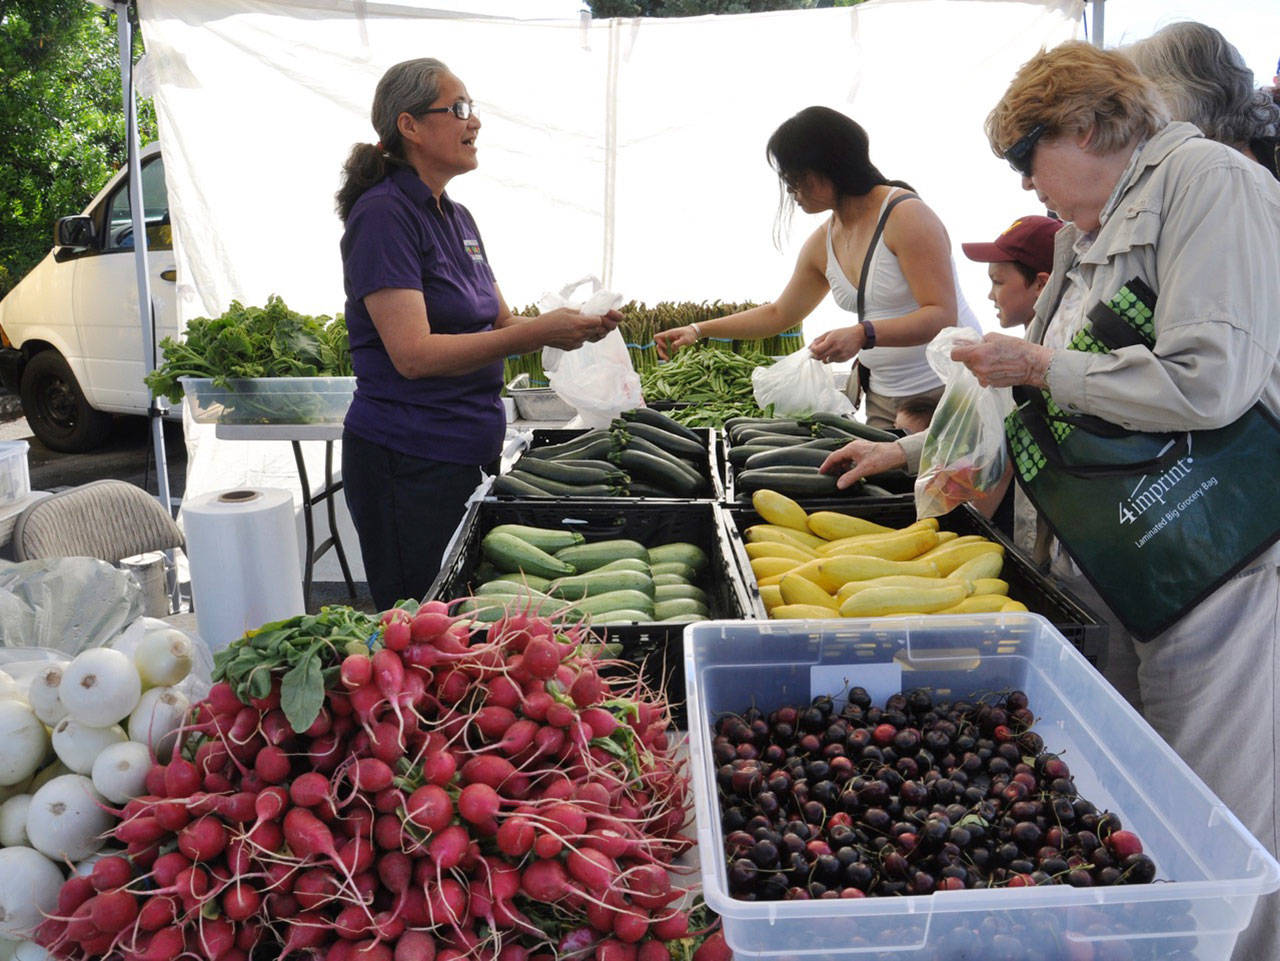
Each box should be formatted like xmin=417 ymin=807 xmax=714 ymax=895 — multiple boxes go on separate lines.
xmin=145 ymin=294 xmax=351 ymax=403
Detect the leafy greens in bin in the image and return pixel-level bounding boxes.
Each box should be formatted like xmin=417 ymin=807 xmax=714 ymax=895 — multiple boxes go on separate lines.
xmin=145 ymin=295 xmax=352 ymax=404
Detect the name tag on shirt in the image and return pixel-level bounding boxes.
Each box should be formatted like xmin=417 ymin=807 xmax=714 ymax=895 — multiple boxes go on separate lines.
xmin=462 ymin=238 xmax=485 ymax=264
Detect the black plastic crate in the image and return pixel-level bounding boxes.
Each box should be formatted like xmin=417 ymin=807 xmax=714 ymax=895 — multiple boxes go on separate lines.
xmin=426 ymin=500 xmax=756 ymax=727
xmin=720 ymin=500 xmax=1107 ymax=663
xmin=720 ymin=429 xmax=916 ymax=505
xmin=498 ymin=427 xmax=724 ymax=502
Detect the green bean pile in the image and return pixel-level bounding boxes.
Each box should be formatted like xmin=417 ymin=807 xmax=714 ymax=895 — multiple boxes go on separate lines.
xmin=640 ymin=348 xmax=776 ymax=427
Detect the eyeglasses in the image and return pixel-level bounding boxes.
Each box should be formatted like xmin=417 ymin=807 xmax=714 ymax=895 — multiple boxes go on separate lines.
xmin=419 ymin=99 xmax=475 ymax=121
xmin=1005 ymin=123 xmax=1046 ymax=177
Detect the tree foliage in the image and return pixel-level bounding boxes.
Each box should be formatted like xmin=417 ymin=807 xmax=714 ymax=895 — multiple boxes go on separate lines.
xmin=0 ymin=1 xmax=155 ymax=297
xmin=587 ymin=0 xmax=863 ymax=17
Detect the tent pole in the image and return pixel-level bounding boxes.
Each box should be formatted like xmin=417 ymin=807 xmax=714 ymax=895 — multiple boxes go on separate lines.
xmin=1091 ymin=0 xmax=1105 ymax=47
xmin=113 ymin=1 xmax=173 ymax=519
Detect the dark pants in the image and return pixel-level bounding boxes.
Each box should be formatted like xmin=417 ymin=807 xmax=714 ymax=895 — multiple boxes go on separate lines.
xmin=342 ymin=430 xmax=483 ymax=611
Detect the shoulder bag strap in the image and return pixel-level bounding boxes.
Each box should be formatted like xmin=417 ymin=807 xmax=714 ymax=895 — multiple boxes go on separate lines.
xmin=856 ymin=192 xmax=918 ymax=319
xmin=1013 ymin=386 xmax=1190 ymax=478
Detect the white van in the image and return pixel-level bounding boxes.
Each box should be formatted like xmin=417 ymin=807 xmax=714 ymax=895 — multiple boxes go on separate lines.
xmin=0 ymin=143 xmax=178 ymax=451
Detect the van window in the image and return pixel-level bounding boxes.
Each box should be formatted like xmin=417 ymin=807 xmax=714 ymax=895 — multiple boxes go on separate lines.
xmin=104 ymin=156 xmax=172 ymax=252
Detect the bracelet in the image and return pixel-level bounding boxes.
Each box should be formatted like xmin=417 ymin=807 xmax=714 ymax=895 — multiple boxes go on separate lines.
xmin=689 ymin=322 xmax=703 ymax=341
xmin=859 ymin=319 xmax=876 ymax=350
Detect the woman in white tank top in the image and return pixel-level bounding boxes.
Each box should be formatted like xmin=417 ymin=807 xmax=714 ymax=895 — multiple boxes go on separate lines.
xmin=655 ymin=107 xmax=980 ymax=428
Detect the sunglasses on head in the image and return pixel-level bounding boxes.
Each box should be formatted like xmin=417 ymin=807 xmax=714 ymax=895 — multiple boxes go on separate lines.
xmin=1005 ymin=123 xmax=1046 ymax=177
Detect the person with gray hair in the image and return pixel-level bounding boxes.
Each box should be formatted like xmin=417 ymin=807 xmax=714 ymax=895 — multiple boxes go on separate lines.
xmin=1126 ymin=20 xmax=1280 ymax=179
xmin=335 ymin=58 xmax=620 ymax=607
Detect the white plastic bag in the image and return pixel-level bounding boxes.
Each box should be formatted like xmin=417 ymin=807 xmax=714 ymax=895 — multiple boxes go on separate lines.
xmin=914 ymin=328 xmax=1014 ymax=518
xmin=751 ymin=349 xmax=855 ymax=418
xmin=540 ymin=276 xmax=641 ymax=429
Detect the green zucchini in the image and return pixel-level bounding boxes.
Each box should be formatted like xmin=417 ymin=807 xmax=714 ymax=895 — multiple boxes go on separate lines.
xmin=514 ymin=457 xmax=626 ymax=486
xmin=523 ymin=431 xmax=614 ymax=461
xmin=726 ymin=444 xmax=784 ymax=467
xmin=620 ymin=407 xmax=703 ymax=444
xmin=593 ymin=609 xmax=654 ymax=624
xmin=491 ymin=473 xmax=554 ymax=497
xmin=476 ymin=577 xmax=553 ymax=596
xmin=662 ymin=613 xmax=708 ymax=623
xmin=481 ymin=531 xmax=576 ymax=578
xmin=652 ymin=572 xmax=692 ymax=587
xmin=736 ymin=466 xmax=840 ymax=497
xmin=654 ymin=582 xmax=707 ymax=603
xmin=592 ymin=558 xmax=652 ymax=575
xmin=488 ymin=524 xmax=583 ymax=553
xmin=625 ymin=481 xmax=677 ymax=498
xmin=743 ymin=447 xmax=832 ymax=470
xmin=505 ymin=470 xmax=621 ymax=497
xmin=554 ymin=539 xmax=650 ymax=572
xmin=647 ymin=542 xmax=709 ymax=572
xmin=612 ymin=420 xmax=706 ymax=459
xmin=571 ymin=589 xmax=657 ymax=617
xmin=650 ymin=561 xmax=695 ymax=580
xmin=733 ymin=423 xmax=814 ymax=441
xmin=654 ymin=597 xmax=709 ymax=620
xmin=801 ymin=414 xmax=897 ymax=442
xmin=547 ymin=568 xmax=655 ymax=601
xmin=610 ymin=449 xmax=702 ymax=497
xmin=457 ymin=594 xmax=573 ymax=622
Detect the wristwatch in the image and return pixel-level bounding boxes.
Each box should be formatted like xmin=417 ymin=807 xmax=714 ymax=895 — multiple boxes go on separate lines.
xmin=859 ymin=319 xmax=876 ymax=349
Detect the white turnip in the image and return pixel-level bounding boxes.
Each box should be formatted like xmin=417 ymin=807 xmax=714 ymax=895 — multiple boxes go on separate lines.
xmin=59 ymin=649 xmax=140 ymax=727
xmin=0 ymin=846 xmax=65 ymax=938
xmin=91 ymin=741 xmax=151 ymax=805
xmin=133 ymin=629 xmax=194 ymax=688
xmin=0 ymin=701 xmax=49 ymax=787
xmin=51 ymin=719 xmax=126 ymax=776
xmin=0 ymin=795 xmax=30 ymax=847
xmin=26 ymin=665 xmax=67 ymax=727
xmin=26 ymin=774 xmax=111 ymax=862
xmin=0 ymin=671 xmax=19 ymax=701
xmin=127 ymin=687 xmax=189 ymax=762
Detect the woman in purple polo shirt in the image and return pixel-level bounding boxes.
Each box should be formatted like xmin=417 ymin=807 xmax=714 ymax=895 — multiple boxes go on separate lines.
xmin=336 ymin=58 xmax=619 ymax=609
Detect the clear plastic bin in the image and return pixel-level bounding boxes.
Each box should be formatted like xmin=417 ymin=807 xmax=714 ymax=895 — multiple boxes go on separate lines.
xmin=685 ymin=614 xmax=1280 ymax=961
xmin=0 ymin=440 xmax=31 ymax=506
xmin=180 ymin=376 xmax=354 ymax=426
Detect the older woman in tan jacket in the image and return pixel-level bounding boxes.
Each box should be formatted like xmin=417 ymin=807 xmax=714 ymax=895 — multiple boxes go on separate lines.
xmin=823 ymin=41 xmax=1280 ymax=961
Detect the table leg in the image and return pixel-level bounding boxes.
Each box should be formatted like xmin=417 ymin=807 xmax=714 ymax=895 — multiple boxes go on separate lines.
xmin=292 ymin=441 xmax=316 ymax=610
xmin=322 ymin=441 xmax=357 ymax=599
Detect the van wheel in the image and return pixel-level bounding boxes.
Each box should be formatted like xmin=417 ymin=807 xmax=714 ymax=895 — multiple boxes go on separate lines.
xmin=19 ymin=350 xmax=113 ymax=452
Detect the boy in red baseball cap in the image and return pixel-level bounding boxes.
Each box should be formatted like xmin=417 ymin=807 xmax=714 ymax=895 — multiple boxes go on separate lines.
xmin=961 ymin=216 xmax=1062 ymax=329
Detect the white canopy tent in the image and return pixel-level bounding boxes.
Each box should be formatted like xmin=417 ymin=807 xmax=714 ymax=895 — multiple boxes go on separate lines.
xmin=136 ymin=0 xmax=1083 ymax=338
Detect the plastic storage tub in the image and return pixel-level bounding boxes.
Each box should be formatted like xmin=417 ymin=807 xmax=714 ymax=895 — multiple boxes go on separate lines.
xmin=721 ymin=499 xmax=1108 ymax=663
xmin=0 ymin=440 xmax=31 ymax=506
xmin=180 ymin=376 xmax=355 ymax=426
xmin=685 ymin=614 xmax=1280 ymax=961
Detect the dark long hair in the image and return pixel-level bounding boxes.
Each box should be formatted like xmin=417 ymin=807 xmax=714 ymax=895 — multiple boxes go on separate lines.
xmin=766 ymin=106 xmax=912 ymax=245
xmin=336 ymin=58 xmax=450 ymax=222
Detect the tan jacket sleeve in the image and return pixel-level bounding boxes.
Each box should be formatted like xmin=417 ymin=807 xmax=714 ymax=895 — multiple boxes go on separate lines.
xmin=1046 ymin=160 xmax=1280 ymax=431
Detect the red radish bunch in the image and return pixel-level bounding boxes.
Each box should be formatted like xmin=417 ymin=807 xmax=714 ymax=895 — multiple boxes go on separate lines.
xmin=36 ymin=600 xmax=705 ymax=961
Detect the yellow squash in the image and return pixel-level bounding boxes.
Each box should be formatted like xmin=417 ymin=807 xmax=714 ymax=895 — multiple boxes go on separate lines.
xmin=946 ymin=550 xmax=1006 ymax=582
xmin=818 ymin=527 xmax=940 ymax=561
xmin=751 ymin=489 xmax=810 ymax=532
xmin=819 ymin=555 xmax=941 ymax=583
xmin=772 ymin=603 xmax=845 ymax=620
xmin=837 ymin=574 xmax=969 ymax=603
xmin=779 ymin=573 xmax=841 ymax=612
xmin=806 ymin=511 xmax=893 ymax=541
xmin=758 ymin=583 xmax=783 ymax=611
xmin=839 ymin=581 xmax=968 ymax=617
xmin=750 ymin=556 xmax=801 ymax=581
xmin=917 ymin=540 xmax=1004 ymax=576
xmin=745 ymin=540 xmax=816 ymax=563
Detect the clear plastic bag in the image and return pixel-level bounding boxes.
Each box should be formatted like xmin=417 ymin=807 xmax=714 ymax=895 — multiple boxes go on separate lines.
xmin=540 ymin=276 xmax=640 ymax=429
xmin=915 ymin=328 xmax=1014 ymax=518
xmin=751 ymin=349 xmax=855 ymax=418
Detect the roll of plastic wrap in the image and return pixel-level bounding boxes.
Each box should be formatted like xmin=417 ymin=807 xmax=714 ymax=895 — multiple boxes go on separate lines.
xmin=184 ymin=487 xmax=304 ymax=652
